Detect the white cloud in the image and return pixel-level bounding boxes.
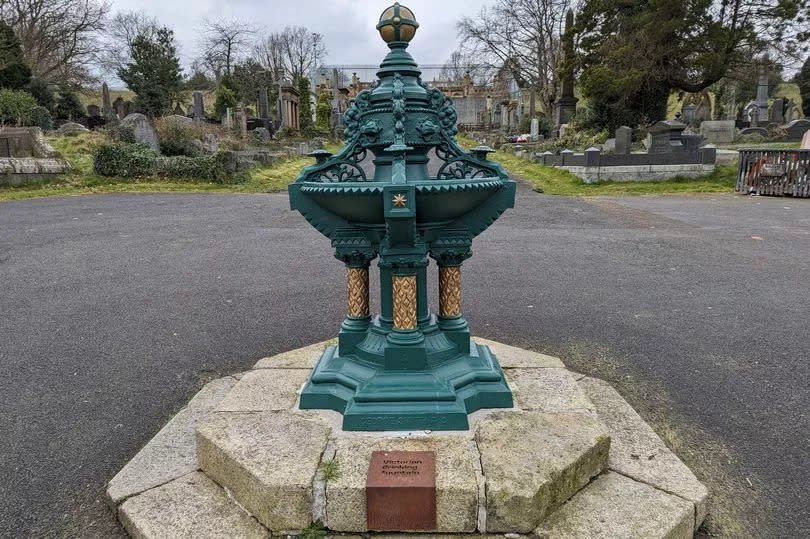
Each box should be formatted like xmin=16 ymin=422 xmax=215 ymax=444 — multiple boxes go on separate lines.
xmin=105 ymin=0 xmax=485 ymax=71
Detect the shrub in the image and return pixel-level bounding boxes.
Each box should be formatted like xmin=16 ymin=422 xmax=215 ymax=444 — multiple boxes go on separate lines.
xmin=27 ymin=78 xmax=54 ymax=111
xmin=154 ymin=118 xmax=201 ymax=156
xmin=29 ymin=106 xmax=53 ymax=131
xmin=55 ymin=89 xmax=85 ymax=121
xmin=94 ymin=142 xmax=246 ymax=183
xmin=108 ymin=123 xmax=137 ymax=143
xmin=93 ymin=143 xmax=158 ymax=178
xmin=154 ymin=151 xmax=246 ymax=183
xmin=155 ymin=155 xmax=210 ymax=178
xmin=0 ymin=89 xmax=38 ymax=126
xmin=213 ymin=85 xmax=237 ymax=119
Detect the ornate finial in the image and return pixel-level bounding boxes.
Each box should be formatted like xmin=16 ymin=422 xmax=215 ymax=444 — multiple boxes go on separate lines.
xmin=377 ymin=3 xmax=419 ymax=46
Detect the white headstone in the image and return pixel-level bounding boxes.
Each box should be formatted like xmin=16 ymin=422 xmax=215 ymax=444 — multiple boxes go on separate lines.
xmin=801 ymin=130 xmax=810 ymax=149
xmin=530 ymin=118 xmax=539 ymax=141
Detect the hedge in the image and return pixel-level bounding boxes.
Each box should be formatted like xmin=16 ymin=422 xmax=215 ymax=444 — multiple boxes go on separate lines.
xmin=93 ymin=142 xmax=246 ymax=183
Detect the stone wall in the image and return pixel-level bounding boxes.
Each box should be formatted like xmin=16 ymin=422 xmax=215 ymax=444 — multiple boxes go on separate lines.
xmin=451 ymin=96 xmax=487 ymax=128
xmin=563 ymin=163 xmax=715 ymax=183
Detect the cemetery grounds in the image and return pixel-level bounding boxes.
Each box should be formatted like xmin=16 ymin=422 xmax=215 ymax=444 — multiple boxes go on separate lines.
xmin=0 ymin=131 xmax=746 ymax=201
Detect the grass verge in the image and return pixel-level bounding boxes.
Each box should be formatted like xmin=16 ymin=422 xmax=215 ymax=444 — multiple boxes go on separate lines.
xmin=0 ymin=133 xmax=316 ymax=202
xmin=492 ymin=149 xmax=737 ymax=196
xmin=457 ymin=134 xmax=736 ymax=196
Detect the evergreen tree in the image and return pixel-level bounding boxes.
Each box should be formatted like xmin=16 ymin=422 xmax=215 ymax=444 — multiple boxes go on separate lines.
xmin=213 ymin=84 xmax=237 ymax=119
xmin=576 ymin=0 xmax=809 ymax=129
xmin=118 ymin=27 xmax=183 ymax=118
xmin=27 ymin=78 xmax=55 ymax=111
xmin=230 ymin=58 xmax=272 ymax=106
xmin=0 ymin=22 xmax=31 ymax=90
xmin=316 ymin=90 xmax=330 ymax=131
xmin=54 ymin=88 xmax=85 ymax=121
xmin=297 ymin=76 xmax=313 ymax=132
xmin=797 ymin=56 xmax=810 ymax=117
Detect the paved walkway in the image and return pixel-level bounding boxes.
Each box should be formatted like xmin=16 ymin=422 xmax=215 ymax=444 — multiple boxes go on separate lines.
xmin=0 ymin=188 xmax=807 ymax=537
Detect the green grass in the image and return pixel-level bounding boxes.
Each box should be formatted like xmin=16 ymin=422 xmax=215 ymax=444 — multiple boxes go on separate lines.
xmin=456 ymin=135 xmax=736 ymax=195
xmin=0 ymin=132 xmax=316 ymax=201
xmin=491 ymin=149 xmax=736 ymax=196
xmin=2 ymin=133 xmax=738 ymax=201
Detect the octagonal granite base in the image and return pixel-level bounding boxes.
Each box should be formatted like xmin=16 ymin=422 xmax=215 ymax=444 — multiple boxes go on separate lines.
xmin=107 ymin=338 xmax=708 ymax=538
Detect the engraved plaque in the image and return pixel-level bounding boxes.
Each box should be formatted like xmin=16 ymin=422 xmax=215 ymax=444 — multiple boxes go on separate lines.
xmin=761 ymin=163 xmax=786 ymax=177
xmin=366 ymin=450 xmax=436 ymax=530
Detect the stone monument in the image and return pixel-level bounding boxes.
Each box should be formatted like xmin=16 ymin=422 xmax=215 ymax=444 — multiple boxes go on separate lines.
xmin=192 ymin=91 xmax=204 ymax=121
xmin=756 ymin=66 xmax=769 ymax=122
xmin=553 ymin=9 xmax=578 ymax=135
xmin=102 ymin=82 xmax=112 ymax=120
xmin=121 ymin=113 xmax=159 ymax=152
xmin=615 ymin=125 xmax=632 ymax=154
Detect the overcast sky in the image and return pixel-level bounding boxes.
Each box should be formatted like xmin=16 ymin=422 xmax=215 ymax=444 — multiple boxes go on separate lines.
xmin=107 ymin=0 xmax=488 ymax=71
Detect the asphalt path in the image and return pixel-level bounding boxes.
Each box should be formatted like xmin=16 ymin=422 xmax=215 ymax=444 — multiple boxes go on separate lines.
xmin=1 ymin=186 xmax=808 ymax=537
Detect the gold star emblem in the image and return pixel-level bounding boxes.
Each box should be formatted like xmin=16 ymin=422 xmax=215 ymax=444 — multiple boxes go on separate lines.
xmin=392 ymin=193 xmax=407 ymax=208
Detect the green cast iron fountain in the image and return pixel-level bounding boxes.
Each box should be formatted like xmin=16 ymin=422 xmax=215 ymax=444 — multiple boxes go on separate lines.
xmin=289 ymin=3 xmax=516 ymax=431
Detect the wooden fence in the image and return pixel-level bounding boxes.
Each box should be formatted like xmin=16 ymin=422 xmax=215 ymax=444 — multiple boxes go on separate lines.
xmin=736 ymin=149 xmax=810 ymax=197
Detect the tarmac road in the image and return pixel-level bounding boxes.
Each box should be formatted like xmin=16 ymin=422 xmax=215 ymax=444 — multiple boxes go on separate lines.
xmin=0 ymin=186 xmax=807 ymax=537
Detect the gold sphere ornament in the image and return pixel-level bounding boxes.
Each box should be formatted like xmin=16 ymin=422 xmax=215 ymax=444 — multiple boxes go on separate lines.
xmin=377 ymin=3 xmax=419 ymax=44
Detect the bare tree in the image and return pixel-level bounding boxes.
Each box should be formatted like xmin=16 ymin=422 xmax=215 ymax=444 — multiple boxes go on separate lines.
xmin=253 ymin=33 xmax=286 ymax=79
xmin=438 ymin=49 xmax=493 ymax=84
xmin=199 ymin=17 xmax=257 ymax=77
xmin=254 ymin=26 xmax=326 ymax=83
xmin=280 ymin=26 xmax=326 ymax=82
xmin=0 ymin=0 xmax=109 ymax=85
xmin=457 ymin=0 xmax=573 ymax=118
xmin=97 ymin=10 xmax=160 ymax=78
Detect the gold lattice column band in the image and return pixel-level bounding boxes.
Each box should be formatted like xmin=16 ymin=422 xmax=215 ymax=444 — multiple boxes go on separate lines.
xmin=347 ymin=267 xmax=370 ymax=318
xmin=392 ymin=275 xmax=418 ymax=330
xmin=439 ymin=266 xmax=461 ymax=317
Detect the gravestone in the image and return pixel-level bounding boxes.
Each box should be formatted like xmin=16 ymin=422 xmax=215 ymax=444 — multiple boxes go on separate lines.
xmin=785 ymin=99 xmax=799 ymax=122
xmin=801 ymin=130 xmax=810 ymax=149
xmin=699 ymin=120 xmax=736 ymax=144
xmin=113 ymin=97 xmax=126 ymax=120
xmin=102 ymin=83 xmax=112 ymax=120
xmin=783 ymin=119 xmax=810 ymax=141
xmin=238 ymin=109 xmax=248 ymax=139
xmin=164 ymin=114 xmax=192 ymax=124
xmin=57 ymin=122 xmax=89 ymax=135
xmin=749 ymin=107 xmax=760 ymax=127
xmin=203 ymin=133 xmax=218 ymax=153
xmin=615 ymin=125 xmax=632 ymax=154
xmin=530 ymin=118 xmax=539 ymax=141
xmin=648 ymin=120 xmax=686 ymax=154
xmin=193 ymin=91 xmax=204 ymax=120
xmin=770 ymin=98 xmax=784 ymax=125
xmin=694 ymin=98 xmax=710 ymax=123
xmin=755 ymin=67 xmax=769 ymax=120
xmin=121 ymin=113 xmax=159 ymax=152
xmin=87 ymin=105 xmax=100 ymax=117
xmin=258 ymin=86 xmax=269 ymax=119
xmin=739 ymin=127 xmax=768 ymax=137
xmin=222 ymin=108 xmax=232 ymax=128
xmin=601 ymin=138 xmax=615 ymax=153
xmin=682 ymin=104 xmax=697 ymax=125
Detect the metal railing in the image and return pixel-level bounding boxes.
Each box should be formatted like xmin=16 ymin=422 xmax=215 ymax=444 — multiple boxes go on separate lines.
xmin=736 ymin=149 xmax=810 ymax=197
